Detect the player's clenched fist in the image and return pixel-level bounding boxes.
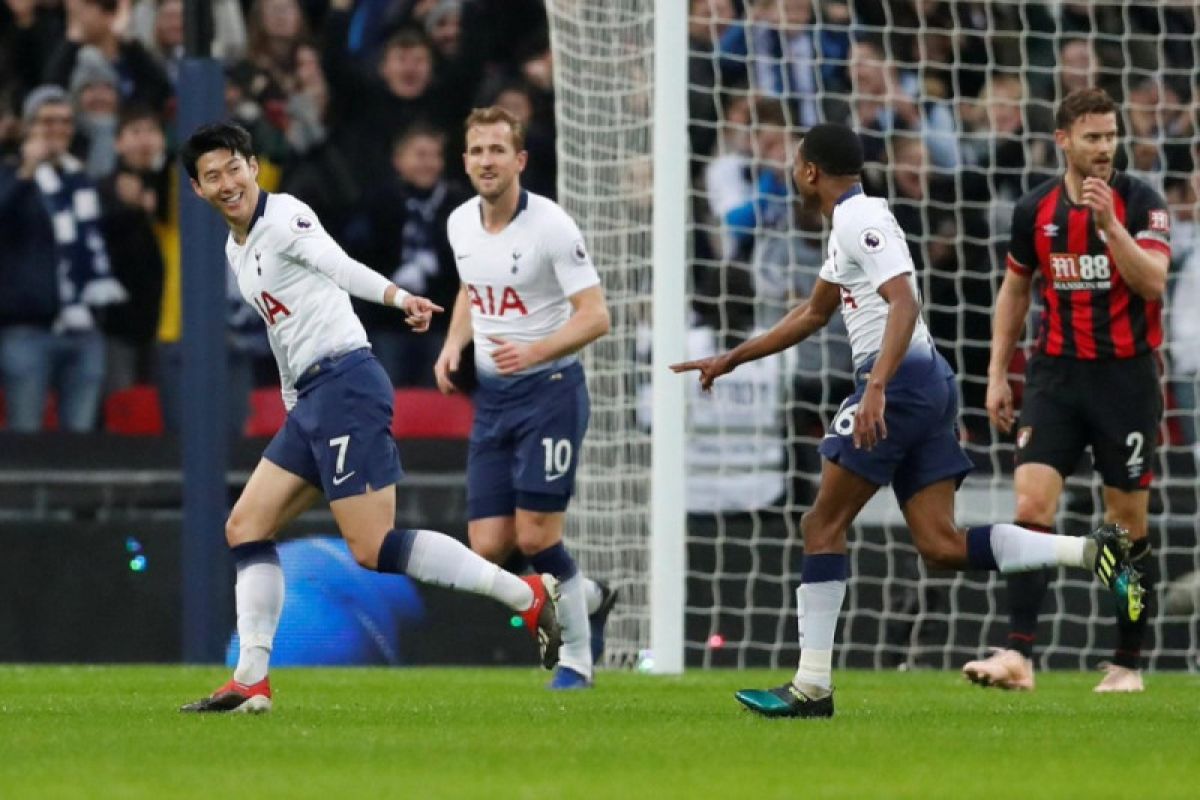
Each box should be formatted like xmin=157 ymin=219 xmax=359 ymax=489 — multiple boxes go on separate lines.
xmin=985 ymin=375 xmax=1015 ymax=434
xmin=401 ymin=295 xmax=443 ymax=333
xmin=670 ymin=353 xmax=736 ymax=392
xmin=433 ymin=347 xmax=460 ymax=394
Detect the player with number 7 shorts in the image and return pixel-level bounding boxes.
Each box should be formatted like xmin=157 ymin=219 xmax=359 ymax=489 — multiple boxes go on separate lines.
xmin=178 ymin=121 xmax=564 ymax=714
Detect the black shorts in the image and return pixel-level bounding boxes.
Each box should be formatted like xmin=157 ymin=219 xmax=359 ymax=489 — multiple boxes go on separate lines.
xmin=1014 ymin=353 xmax=1162 ymax=491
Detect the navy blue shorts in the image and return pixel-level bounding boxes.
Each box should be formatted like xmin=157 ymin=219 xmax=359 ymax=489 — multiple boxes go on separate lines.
xmin=263 ymin=348 xmax=403 ymax=501
xmin=467 ymin=360 xmax=590 ymax=520
xmin=818 ymin=344 xmax=973 ymax=506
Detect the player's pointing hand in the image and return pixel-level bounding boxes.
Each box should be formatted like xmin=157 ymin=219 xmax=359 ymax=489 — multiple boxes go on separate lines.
xmin=670 ymin=353 xmax=736 ymax=392
xmin=402 ymin=295 xmax=444 ymax=333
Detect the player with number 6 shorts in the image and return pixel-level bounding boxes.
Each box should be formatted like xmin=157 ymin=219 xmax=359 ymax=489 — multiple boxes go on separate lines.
xmin=968 ymin=87 xmax=1170 ymax=694
xmin=671 ymin=122 xmax=1145 ymax=720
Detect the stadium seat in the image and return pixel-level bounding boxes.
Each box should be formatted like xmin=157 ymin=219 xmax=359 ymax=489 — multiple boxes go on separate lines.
xmin=244 ymin=387 xmax=287 ymax=437
xmin=104 ymin=385 xmax=164 ymax=435
xmin=392 ymin=389 xmax=473 ymax=439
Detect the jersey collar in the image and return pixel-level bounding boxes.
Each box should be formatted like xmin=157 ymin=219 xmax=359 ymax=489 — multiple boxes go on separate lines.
xmin=477 ymin=188 xmax=529 ymax=228
xmin=833 ymin=184 xmax=863 ymax=207
xmin=247 ymin=189 xmax=269 ymax=234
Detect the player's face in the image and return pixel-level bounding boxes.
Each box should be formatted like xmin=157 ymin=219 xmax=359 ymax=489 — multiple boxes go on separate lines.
xmin=1057 ymin=112 xmax=1118 ymax=181
xmin=791 ymin=146 xmax=819 ymax=208
xmin=191 ymin=149 xmax=261 ymax=228
xmin=464 ymin=122 xmax=527 ymax=201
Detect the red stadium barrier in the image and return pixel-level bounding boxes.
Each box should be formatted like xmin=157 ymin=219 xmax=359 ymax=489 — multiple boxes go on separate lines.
xmin=392 ymin=389 xmax=473 ymax=439
xmin=104 ymin=385 xmax=164 ymax=435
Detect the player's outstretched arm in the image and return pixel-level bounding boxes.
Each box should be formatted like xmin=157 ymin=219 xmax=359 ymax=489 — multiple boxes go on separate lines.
xmin=671 ymin=278 xmax=840 ymax=391
xmin=384 ymin=285 xmax=443 ymax=333
xmin=488 ymin=284 xmax=610 ymax=375
xmin=986 ymin=268 xmax=1033 ymax=433
xmin=435 ymin=284 xmax=474 ymax=394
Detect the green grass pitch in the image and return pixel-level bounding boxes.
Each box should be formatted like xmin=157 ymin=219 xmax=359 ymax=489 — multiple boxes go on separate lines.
xmin=2 ymin=666 xmax=1196 ymax=799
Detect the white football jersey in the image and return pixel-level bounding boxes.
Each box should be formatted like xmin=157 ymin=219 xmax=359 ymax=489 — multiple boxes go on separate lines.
xmin=447 ymin=191 xmax=601 ymax=376
xmin=226 ymin=192 xmax=370 ymax=407
xmin=818 ymin=191 xmax=931 ymax=366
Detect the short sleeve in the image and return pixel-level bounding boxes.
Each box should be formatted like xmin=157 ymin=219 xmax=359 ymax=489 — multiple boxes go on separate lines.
xmin=818 ymin=256 xmax=837 ymax=283
xmin=548 ymin=208 xmax=601 ymax=298
xmin=1006 ymin=195 xmax=1037 ymax=275
xmin=837 ymin=211 xmax=914 ymax=290
xmin=1125 ymin=180 xmax=1171 ymax=258
xmin=279 ymin=202 xmax=340 ymax=268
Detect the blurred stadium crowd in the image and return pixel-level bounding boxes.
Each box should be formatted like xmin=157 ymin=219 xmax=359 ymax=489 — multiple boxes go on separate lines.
xmin=0 ymin=0 xmax=1197 ymax=457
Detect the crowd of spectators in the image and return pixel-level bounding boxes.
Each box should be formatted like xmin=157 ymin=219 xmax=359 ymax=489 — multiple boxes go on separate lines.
xmin=0 ymin=0 xmax=552 ymax=433
xmin=0 ymin=0 xmax=1197 ymax=454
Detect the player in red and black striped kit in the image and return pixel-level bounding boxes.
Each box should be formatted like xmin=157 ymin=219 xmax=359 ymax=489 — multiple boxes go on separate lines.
xmin=965 ymin=88 xmax=1170 ymax=693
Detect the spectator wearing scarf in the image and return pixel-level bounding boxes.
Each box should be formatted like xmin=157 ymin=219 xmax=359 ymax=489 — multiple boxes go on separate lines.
xmin=0 ymin=85 xmax=126 ymax=431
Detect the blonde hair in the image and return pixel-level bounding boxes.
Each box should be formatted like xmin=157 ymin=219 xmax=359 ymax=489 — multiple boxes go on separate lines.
xmin=463 ymin=106 xmax=526 ymax=151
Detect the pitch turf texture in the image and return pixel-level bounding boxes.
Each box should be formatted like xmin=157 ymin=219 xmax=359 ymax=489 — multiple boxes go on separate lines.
xmin=2 ymin=667 xmax=1196 ymax=799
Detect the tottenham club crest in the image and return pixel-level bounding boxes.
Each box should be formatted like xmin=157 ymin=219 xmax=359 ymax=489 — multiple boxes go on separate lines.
xmin=859 ymin=228 xmax=885 ymax=253
xmin=511 ymin=248 xmax=521 ymax=274
xmin=1016 ymin=426 xmax=1032 ymax=450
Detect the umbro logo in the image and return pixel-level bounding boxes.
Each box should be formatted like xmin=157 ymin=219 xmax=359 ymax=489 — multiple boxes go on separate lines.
xmin=1042 ymin=223 xmax=1059 ymax=238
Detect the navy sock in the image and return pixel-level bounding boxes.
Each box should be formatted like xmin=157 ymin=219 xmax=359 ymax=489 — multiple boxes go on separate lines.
xmin=528 ymin=541 xmax=579 ymax=582
xmin=800 ymin=552 xmax=848 ymax=583
xmin=231 ymin=540 xmax=279 ymax=568
xmin=964 ymin=526 xmax=998 ymax=571
xmin=376 ymin=529 xmax=417 ymax=574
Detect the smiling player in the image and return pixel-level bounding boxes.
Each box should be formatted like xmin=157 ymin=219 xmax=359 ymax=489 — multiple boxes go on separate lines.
xmin=178 ymin=121 xmax=562 ymax=713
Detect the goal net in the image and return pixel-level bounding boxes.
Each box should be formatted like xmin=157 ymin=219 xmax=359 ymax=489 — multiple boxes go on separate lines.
xmin=548 ymin=0 xmax=1200 ymax=671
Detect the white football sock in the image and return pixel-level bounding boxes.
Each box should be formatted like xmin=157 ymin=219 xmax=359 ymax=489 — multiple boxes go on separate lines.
xmin=405 ymin=529 xmax=534 ymax=611
xmin=989 ymin=523 xmax=1086 ymax=572
xmin=792 ymin=580 xmax=846 ymax=693
xmin=233 ymin=560 xmax=284 ymax=685
xmin=583 ymin=577 xmax=604 ymax=615
xmin=795 ymin=585 xmax=806 ymax=649
xmin=557 ymin=573 xmax=593 ymax=678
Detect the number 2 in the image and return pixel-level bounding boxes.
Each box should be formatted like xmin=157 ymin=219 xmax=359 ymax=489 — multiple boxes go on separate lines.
xmin=1125 ymin=431 xmax=1144 ymax=467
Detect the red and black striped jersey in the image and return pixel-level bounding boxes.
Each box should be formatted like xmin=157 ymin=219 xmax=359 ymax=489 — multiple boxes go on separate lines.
xmin=1006 ymin=172 xmax=1171 ymax=360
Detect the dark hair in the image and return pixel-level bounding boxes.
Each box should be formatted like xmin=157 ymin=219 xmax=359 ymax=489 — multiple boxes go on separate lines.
xmin=384 ymin=27 xmax=433 ymax=56
xmin=181 ymin=121 xmax=255 ymax=180
xmin=1056 ymin=87 xmax=1118 ymax=131
xmin=464 ymin=105 xmax=526 ymax=151
xmin=393 ymin=120 xmax=445 ymax=153
xmin=800 ymin=123 xmax=864 ymax=176
xmin=116 ymin=103 xmax=161 ymax=135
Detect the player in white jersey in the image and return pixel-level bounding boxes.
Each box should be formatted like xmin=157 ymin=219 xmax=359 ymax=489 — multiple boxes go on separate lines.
xmin=176 ymin=122 xmax=563 ymax=713
xmin=435 ymin=107 xmax=616 ymax=690
xmin=672 ymin=123 xmax=1144 ymax=719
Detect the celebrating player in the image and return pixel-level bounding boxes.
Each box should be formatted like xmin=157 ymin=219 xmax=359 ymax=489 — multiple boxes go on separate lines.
xmin=964 ymin=87 xmax=1170 ymax=693
xmin=178 ymin=121 xmax=562 ymax=713
xmin=435 ymin=107 xmax=616 ymax=690
xmin=671 ymin=123 xmax=1144 ymax=719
